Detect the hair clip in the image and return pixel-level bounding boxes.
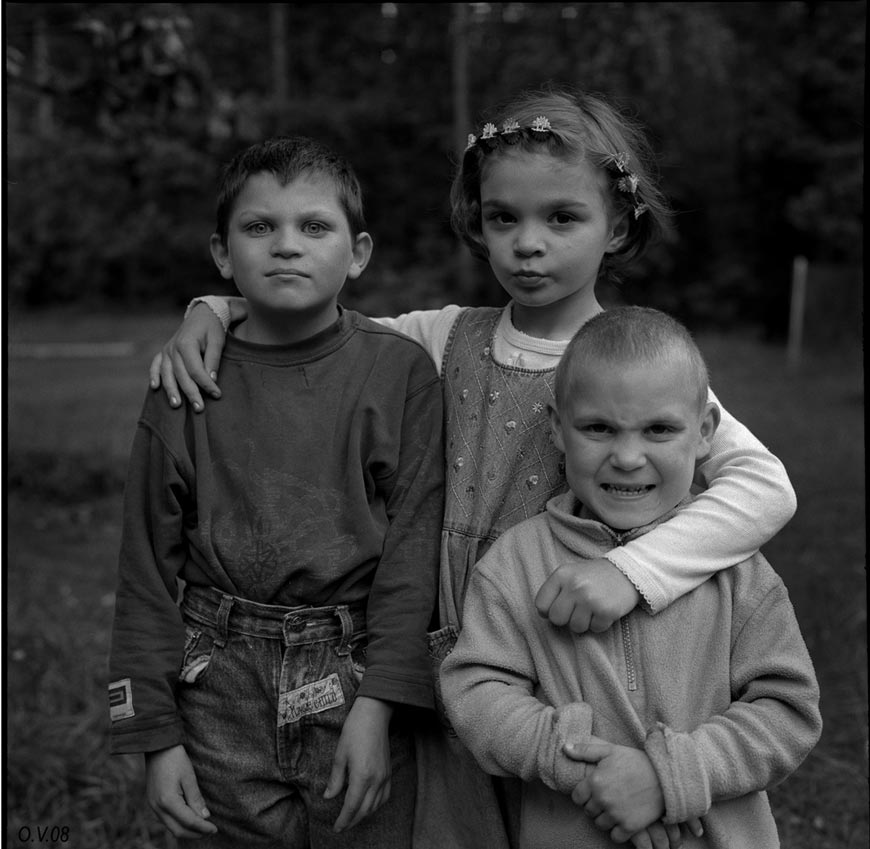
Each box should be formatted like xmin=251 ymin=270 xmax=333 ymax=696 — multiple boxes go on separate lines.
xmin=531 ymin=116 xmax=552 ymax=133
xmin=606 ymin=152 xmax=648 ymax=218
xmin=618 ymin=174 xmax=639 ymax=194
xmin=607 ymin=152 xmax=631 ymax=173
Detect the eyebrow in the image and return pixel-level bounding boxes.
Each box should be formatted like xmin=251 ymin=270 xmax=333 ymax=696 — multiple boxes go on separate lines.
xmin=235 ymin=205 xmax=341 ymax=220
xmin=481 ymin=198 xmax=593 ymax=210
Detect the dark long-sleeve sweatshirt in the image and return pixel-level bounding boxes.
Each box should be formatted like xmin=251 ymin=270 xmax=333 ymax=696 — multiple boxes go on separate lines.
xmin=109 ymin=308 xmax=445 ymax=753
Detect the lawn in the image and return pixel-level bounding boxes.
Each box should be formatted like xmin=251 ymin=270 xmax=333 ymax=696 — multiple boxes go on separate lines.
xmin=5 ymin=308 xmax=867 ymax=848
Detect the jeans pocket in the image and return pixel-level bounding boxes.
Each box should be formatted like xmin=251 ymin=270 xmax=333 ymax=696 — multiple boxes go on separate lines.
xmin=179 ymin=624 xmax=217 ymax=684
xmin=349 ymin=641 xmax=367 ymax=685
xmin=332 ymin=633 xmax=367 ymax=694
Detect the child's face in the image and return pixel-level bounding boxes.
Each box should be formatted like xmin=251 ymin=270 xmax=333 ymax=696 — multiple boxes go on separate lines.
xmin=479 ymin=150 xmax=627 ymax=335
xmin=550 ymin=359 xmax=719 ymax=531
xmin=210 ymin=171 xmax=371 ymax=344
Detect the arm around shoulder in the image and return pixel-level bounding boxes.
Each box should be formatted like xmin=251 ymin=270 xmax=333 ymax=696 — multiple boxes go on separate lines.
xmin=700 ymin=389 xmax=797 ymax=527
xmin=150 ymin=296 xmax=250 ymax=409
xmin=606 ymin=392 xmax=797 ymax=613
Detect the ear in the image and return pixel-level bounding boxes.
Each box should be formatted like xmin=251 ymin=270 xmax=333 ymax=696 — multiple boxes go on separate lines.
xmin=346 ymin=231 xmax=374 ymax=280
xmin=605 ymin=214 xmax=630 ymax=254
xmin=548 ymin=403 xmax=566 ymax=453
xmin=209 ymin=233 xmax=235 ymax=281
xmin=695 ymin=402 xmax=721 ymax=461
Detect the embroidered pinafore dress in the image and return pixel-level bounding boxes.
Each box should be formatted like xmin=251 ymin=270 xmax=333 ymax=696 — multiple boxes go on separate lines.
xmin=439 ymin=306 xmax=567 ymax=630
xmin=413 ymin=306 xmax=567 ymax=849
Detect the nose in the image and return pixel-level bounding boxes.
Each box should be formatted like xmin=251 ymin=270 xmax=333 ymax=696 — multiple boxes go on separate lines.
xmin=609 ymin=434 xmax=646 ymax=470
xmin=270 ymin=226 xmax=303 ymax=257
xmin=513 ymin=222 xmax=545 ymax=256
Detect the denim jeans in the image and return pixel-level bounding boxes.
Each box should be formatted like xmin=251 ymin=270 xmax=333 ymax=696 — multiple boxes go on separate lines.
xmin=176 ymin=586 xmax=415 ymax=849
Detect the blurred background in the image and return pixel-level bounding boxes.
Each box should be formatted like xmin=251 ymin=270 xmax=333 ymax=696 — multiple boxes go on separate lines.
xmin=5 ymin=3 xmax=866 ymax=848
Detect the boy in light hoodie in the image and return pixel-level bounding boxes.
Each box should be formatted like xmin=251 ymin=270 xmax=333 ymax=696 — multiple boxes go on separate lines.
xmin=441 ymin=306 xmax=821 ymax=849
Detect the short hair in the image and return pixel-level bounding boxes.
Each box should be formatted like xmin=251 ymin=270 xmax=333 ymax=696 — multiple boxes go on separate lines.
xmin=450 ymin=85 xmax=672 ymax=286
xmin=214 ymin=136 xmax=366 ymax=245
xmin=554 ymin=307 xmax=709 ymax=412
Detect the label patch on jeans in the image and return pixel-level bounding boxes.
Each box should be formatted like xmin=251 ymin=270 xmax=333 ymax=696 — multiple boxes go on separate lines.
xmin=109 ymin=678 xmax=135 ymax=721
xmin=278 ymin=673 xmax=345 ymax=726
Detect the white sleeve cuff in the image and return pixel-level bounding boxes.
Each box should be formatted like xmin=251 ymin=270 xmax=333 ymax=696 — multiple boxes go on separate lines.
xmin=185 ymin=296 xmax=231 ymax=331
xmin=602 ymin=548 xmax=663 ymax=614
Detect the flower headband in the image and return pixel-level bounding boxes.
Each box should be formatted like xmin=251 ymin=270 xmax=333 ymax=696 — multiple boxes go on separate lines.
xmin=465 ymin=116 xmax=649 ymax=219
xmin=465 ymin=116 xmax=553 ymax=151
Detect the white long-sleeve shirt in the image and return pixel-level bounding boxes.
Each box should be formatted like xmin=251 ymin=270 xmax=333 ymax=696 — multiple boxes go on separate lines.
xmin=373 ymin=303 xmax=797 ymax=612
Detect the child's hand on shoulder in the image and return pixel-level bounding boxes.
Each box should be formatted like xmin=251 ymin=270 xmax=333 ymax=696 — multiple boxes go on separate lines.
xmin=535 ymin=557 xmax=640 ymax=633
xmin=144 ymin=744 xmax=218 ymax=839
xmin=324 ymin=696 xmax=394 ymax=832
xmin=149 ymin=302 xmax=226 ymax=412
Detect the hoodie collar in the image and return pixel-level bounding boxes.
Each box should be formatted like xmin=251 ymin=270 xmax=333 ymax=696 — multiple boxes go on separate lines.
xmin=546 ymin=491 xmax=690 ymax=556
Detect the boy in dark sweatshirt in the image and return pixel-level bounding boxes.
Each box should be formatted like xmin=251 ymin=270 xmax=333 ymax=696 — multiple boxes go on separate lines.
xmin=109 ymin=136 xmax=444 ymax=847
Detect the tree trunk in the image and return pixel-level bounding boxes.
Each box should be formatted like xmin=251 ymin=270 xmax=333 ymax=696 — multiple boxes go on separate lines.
xmin=34 ymin=13 xmax=54 ymax=136
xmin=451 ymin=3 xmax=474 ymax=295
xmin=270 ymin=4 xmax=289 ymax=105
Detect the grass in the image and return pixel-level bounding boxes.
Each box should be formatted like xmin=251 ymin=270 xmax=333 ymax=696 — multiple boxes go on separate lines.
xmin=5 ymin=308 xmax=867 ymax=848
xmin=697 ymin=333 xmax=867 ymax=848
xmin=6 ymin=310 xmax=182 ymax=848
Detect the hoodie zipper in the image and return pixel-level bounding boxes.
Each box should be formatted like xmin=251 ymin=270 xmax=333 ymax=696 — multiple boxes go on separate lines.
xmin=610 ymin=529 xmax=639 ymax=693
xmin=620 ymin=618 xmax=638 ymax=692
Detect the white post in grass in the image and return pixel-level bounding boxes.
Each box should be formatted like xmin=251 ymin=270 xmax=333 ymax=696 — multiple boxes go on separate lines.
xmin=787 ymin=255 xmax=808 ymax=370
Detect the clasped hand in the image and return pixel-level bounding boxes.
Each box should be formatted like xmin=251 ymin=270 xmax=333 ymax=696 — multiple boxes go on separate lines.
xmin=564 ymin=736 xmax=703 ymax=849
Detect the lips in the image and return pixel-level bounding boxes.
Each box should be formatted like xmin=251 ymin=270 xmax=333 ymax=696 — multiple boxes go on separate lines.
xmin=513 ymin=271 xmax=547 ymax=286
xmin=267 ymin=269 xmax=309 ymax=277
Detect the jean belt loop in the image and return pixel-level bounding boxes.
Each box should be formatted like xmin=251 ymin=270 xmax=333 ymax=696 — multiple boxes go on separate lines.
xmin=214 ymin=595 xmax=234 ymax=648
xmin=334 ymin=605 xmax=354 ymax=656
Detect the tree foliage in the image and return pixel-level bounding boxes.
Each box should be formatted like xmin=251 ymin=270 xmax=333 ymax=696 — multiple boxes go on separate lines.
xmin=5 ymin=2 xmax=864 ymax=335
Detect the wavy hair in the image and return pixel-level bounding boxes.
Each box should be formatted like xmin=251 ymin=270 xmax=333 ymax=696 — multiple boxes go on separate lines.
xmin=450 ymin=86 xmax=672 ymax=286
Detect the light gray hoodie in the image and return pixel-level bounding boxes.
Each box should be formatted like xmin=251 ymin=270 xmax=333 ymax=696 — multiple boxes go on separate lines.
xmin=441 ymin=491 xmax=821 ymax=848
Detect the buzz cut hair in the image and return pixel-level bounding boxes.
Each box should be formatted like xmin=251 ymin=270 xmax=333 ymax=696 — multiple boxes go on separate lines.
xmin=554 ymin=306 xmax=710 ymax=413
